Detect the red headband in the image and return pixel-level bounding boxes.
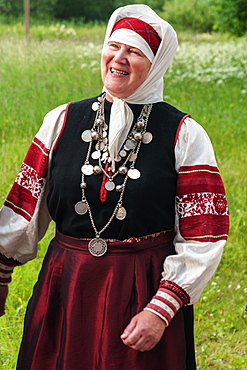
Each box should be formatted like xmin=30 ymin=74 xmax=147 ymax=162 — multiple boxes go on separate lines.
xmin=111 ymin=17 xmax=161 ymax=55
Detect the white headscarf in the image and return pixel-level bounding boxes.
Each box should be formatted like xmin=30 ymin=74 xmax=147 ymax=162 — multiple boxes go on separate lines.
xmin=101 ymin=4 xmax=178 ymax=169
xmin=108 ymin=28 xmax=156 ymax=63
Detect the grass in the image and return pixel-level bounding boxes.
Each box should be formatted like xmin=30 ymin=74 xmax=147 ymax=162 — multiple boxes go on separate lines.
xmin=0 ymin=23 xmax=247 ymax=369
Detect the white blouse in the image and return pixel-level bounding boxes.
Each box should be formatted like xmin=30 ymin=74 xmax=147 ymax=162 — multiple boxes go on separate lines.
xmin=0 ymin=105 xmax=229 ymax=326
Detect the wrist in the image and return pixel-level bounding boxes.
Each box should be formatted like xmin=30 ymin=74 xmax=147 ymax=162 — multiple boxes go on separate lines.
xmin=145 ymin=280 xmax=190 ymax=326
xmin=0 ymin=262 xmax=14 ymax=285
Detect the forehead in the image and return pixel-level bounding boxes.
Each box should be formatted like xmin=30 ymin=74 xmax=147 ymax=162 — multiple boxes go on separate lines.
xmin=107 ymin=41 xmax=139 ymax=50
xmin=107 ymin=28 xmax=154 ymax=62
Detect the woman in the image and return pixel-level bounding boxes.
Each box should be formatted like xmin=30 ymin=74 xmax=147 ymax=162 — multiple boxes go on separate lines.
xmin=0 ymin=4 xmax=229 ymax=370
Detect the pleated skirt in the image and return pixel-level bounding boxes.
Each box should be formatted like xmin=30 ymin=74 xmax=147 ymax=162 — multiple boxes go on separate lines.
xmin=17 ymin=230 xmax=196 ymax=370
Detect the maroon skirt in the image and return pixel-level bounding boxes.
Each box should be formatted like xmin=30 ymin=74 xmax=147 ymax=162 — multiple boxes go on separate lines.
xmin=17 ymin=230 xmax=195 ymax=370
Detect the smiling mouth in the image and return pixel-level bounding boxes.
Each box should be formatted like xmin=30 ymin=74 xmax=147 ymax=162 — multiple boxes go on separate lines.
xmin=110 ymin=67 xmax=129 ymax=76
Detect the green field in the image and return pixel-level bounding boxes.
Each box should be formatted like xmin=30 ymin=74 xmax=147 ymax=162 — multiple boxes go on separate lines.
xmin=0 ymin=23 xmax=247 ymax=369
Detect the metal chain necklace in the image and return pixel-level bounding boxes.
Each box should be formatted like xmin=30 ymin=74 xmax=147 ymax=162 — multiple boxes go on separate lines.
xmin=75 ymin=94 xmax=153 ymax=257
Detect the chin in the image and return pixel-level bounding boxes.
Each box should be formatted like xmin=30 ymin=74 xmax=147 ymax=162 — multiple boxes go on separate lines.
xmin=105 ymin=87 xmax=126 ymax=99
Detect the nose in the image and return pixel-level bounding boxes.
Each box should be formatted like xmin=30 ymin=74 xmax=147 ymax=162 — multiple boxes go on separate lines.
xmin=113 ymin=49 xmax=127 ymax=64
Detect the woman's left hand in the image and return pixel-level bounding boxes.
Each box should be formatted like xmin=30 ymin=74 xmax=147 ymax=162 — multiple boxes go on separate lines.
xmin=120 ymin=310 xmax=167 ymax=352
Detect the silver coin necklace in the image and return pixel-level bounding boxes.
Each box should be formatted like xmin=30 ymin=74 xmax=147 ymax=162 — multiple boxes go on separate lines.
xmin=75 ymin=94 xmax=153 ymax=256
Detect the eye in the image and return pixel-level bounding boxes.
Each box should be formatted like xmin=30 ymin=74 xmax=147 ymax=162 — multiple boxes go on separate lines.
xmin=108 ymin=42 xmax=119 ymax=50
xmin=129 ymin=48 xmax=142 ymax=56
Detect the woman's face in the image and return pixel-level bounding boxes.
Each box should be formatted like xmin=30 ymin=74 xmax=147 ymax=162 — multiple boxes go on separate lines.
xmin=101 ymin=41 xmax=151 ymax=101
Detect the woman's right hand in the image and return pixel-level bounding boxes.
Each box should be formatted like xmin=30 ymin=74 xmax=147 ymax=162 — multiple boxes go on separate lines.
xmin=0 ymin=285 xmax=8 ymax=316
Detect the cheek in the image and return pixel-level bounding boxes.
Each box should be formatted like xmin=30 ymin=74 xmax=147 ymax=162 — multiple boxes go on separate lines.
xmin=101 ymin=52 xmax=113 ymax=76
xmin=101 ymin=62 xmax=105 ymax=81
xmin=101 ymin=56 xmax=108 ymax=81
xmin=134 ymin=59 xmax=151 ymax=79
xmin=138 ymin=65 xmax=150 ymax=83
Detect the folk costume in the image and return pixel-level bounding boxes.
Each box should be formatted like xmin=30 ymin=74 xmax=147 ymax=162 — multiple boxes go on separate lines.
xmin=0 ymin=5 xmax=229 ymax=370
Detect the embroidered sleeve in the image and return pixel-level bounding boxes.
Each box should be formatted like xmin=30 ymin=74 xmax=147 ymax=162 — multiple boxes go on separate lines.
xmin=4 ymin=137 xmax=49 ymax=222
xmin=0 ymin=104 xmax=67 ymax=264
xmin=176 ymin=165 xmax=228 ymax=242
xmin=145 ymin=117 xmax=229 ymax=324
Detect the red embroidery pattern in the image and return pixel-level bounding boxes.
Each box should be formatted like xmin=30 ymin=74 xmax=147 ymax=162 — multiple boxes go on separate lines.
xmin=15 ymin=163 xmax=45 ymax=199
xmin=159 ymin=280 xmax=190 ymax=306
xmin=176 ymin=165 xmax=229 ymax=242
xmin=123 ymin=230 xmax=174 ymax=243
xmin=176 ymin=192 xmax=228 ymax=218
xmin=4 ymin=137 xmax=50 ymax=221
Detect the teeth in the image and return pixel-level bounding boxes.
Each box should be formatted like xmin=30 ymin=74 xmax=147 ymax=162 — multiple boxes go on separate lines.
xmin=111 ymin=68 xmax=128 ymax=76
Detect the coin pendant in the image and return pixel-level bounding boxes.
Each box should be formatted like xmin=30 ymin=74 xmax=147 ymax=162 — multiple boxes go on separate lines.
xmin=124 ymin=139 xmax=136 ymax=150
xmin=129 ymin=152 xmax=137 ymax=162
xmin=81 ymin=130 xmax=92 ymax=142
xmin=119 ymin=149 xmax=127 ymax=157
xmin=88 ymin=238 xmax=107 ymax=257
xmin=142 ymin=132 xmax=153 ymax=144
xmin=101 ymin=152 xmax=109 ymax=162
xmin=75 ymin=201 xmax=88 ymax=215
xmin=115 ymin=155 xmax=122 ymax=162
xmin=91 ymin=151 xmax=101 ymax=160
xmin=81 ymin=164 xmax=94 ymax=175
xmin=105 ymin=181 xmax=115 ymax=191
xmin=116 ymin=206 xmax=127 ymax=220
xmin=92 ymin=101 xmax=99 ymax=111
xmin=128 ymin=168 xmax=141 ymax=179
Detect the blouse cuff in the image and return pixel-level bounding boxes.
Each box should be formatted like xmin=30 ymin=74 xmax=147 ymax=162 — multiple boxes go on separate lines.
xmin=0 ymin=254 xmax=21 ymax=285
xmin=0 ymin=262 xmax=14 ymax=285
xmin=144 ymin=280 xmax=190 ymax=326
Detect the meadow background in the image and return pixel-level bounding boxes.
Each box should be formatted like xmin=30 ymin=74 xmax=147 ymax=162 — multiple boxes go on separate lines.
xmin=0 ymin=19 xmax=247 ymax=370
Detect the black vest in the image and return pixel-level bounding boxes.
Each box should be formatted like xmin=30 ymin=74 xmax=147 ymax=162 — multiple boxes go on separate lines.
xmin=47 ymin=96 xmax=186 ymax=239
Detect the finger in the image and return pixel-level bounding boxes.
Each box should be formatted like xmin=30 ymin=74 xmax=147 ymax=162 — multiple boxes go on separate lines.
xmin=122 ymin=328 xmax=160 ymax=352
xmin=120 ymin=318 xmax=137 ymax=339
xmin=121 ymin=324 xmax=141 ymax=343
xmin=122 ymin=334 xmax=144 ymax=350
xmin=125 ymin=336 xmax=156 ymax=352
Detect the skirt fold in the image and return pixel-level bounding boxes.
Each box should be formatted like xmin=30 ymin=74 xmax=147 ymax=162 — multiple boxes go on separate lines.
xmin=17 ymin=230 xmax=194 ymax=370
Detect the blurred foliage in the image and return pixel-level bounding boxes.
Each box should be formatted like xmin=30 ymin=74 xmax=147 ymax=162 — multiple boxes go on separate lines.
xmin=210 ymin=0 xmax=247 ymax=36
xmin=0 ymin=0 xmax=163 ymax=22
xmin=163 ymin=0 xmax=247 ymax=35
xmin=0 ymin=0 xmax=246 ymax=35
xmin=0 ymin=0 xmax=57 ymax=19
xmin=161 ymin=0 xmax=214 ymax=33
